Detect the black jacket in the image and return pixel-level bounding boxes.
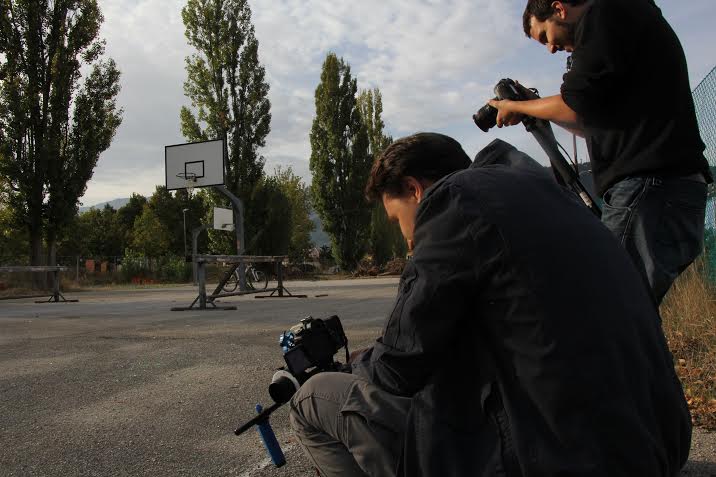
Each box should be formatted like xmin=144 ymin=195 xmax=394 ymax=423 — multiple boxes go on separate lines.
xmin=353 ymin=144 xmax=691 ymax=476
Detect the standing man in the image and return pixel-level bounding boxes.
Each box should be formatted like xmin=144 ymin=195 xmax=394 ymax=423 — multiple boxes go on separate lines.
xmin=488 ymin=0 xmax=712 ymax=304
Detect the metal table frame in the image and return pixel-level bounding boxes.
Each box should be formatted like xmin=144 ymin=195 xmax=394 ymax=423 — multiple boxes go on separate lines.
xmin=171 ymin=255 xmax=307 ymax=311
xmin=0 ymin=266 xmax=78 ymax=303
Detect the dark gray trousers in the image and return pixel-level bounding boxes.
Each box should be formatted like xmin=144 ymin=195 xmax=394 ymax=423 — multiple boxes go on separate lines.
xmin=289 ymin=372 xmax=411 ymax=477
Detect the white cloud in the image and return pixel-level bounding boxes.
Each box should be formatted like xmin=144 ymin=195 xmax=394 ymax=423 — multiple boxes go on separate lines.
xmin=81 ymin=0 xmax=716 ymax=205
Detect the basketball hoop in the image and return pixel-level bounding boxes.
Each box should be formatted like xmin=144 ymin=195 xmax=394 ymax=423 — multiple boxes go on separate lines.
xmin=176 ymin=172 xmax=198 ymax=193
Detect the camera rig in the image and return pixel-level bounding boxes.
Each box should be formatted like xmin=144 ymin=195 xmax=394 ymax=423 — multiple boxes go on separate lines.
xmin=474 ymin=78 xmax=601 ymax=218
xmin=233 ymin=315 xmax=350 ymax=467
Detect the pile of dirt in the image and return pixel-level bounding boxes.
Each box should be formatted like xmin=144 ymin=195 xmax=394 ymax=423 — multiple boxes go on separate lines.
xmin=352 ymin=258 xmax=380 ymax=277
xmin=352 ymin=257 xmax=407 ymax=277
xmin=381 ymin=258 xmax=407 ymax=276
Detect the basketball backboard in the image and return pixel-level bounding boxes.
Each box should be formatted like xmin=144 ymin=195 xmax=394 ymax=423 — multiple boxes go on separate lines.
xmin=165 ymin=139 xmax=226 ymax=191
xmin=213 ymin=207 xmax=234 ymax=231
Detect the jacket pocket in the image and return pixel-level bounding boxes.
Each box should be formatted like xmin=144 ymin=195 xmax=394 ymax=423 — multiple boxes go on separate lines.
xmin=384 ymin=262 xmax=418 ymax=349
xmin=484 ymin=384 xmax=522 ymax=477
xmin=602 ymin=177 xmax=647 ymax=211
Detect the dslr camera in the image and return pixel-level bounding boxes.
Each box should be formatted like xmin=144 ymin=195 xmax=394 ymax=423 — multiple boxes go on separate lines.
xmin=473 ymin=78 xmax=537 ymax=132
xmin=472 ymin=77 xmax=602 ymax=218
xmin=268 ymin=315 xmax=350 ymax=404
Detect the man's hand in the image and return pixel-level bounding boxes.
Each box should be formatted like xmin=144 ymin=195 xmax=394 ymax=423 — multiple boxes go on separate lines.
xmin=488 ymin=99 xmax=524 ymax=128
xmin=487 ymin=94 xmax=582 ymax=135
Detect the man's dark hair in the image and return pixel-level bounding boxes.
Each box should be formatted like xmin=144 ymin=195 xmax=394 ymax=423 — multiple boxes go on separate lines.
xmin=523 ymin=0 xmax=588 ymax=37
xmin=365 ymin=132 xmax=471 ymax=202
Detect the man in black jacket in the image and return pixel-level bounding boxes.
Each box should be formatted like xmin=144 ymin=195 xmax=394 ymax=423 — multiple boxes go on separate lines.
xmin=289 ymin=133 xmax=691 ymax=477
xmin=488 ymin=0 xmax=711 ymax=304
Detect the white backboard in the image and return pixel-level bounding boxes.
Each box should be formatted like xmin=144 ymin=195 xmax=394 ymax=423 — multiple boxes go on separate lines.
xmin=213 ymin=207 xmax=234 ymax=231
xmin=165 ymin=139 xmax=225 ymax=190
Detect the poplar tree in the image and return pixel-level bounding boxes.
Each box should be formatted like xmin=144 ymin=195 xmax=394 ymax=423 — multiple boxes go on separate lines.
xmin=309 ymin=53 xmax=370 ymax=271
xmin=274 ymin=166 xmax=315 ymax=263
xmin=358 ymin=89 xmax=392 ymax=158
xmin=0 ymin=0 xmax=123 ymax=272
xmin=180 ymin=0 xmax=271 ymax=252
xmin=357 ymin=88 xmax=406 ymax=265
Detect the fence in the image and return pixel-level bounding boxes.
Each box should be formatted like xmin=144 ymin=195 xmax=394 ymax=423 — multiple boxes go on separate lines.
xmin=693 ymin=66 xmax=716 ymax=281
xmin=0 ymin=255 xmax=192 ymax=289
xmin=0 ymin=252 xmax=328 ymax=291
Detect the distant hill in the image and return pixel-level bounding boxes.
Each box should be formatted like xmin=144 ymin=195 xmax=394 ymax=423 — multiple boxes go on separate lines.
xmin=79 ymin=198 xmax=130 ymax=213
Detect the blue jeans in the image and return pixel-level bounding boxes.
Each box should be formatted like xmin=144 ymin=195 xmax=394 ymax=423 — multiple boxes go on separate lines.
xmin=601 ymin=176 xmax=708 ymax=305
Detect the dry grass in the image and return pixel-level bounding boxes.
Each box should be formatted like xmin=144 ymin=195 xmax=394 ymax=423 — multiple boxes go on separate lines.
xmin=661 ymin=260 xmax=716 ymax=430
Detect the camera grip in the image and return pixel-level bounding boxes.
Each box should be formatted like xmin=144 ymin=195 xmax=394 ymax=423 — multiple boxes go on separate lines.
xmin=255 ymin=404 xmax=286 ymax=467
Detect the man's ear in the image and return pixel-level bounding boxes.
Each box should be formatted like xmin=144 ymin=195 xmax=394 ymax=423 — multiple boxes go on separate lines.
xmin=403 ymin=177 xmax=426 ymax=203
xmin=551 ymin=1 xmax=568 ymax=20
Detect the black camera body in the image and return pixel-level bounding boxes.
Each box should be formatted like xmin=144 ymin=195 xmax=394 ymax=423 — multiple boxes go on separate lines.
xmin=473 ymin=78 xmax=530 ymax=132
xmin=472 ymin=78 xmax=602 ymax=218
xmin=268 ymin=316 xmax=349 ymax=404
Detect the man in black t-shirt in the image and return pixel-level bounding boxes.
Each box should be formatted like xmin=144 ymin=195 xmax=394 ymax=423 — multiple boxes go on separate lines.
xmin=488 ymin=0 xmax=712 ymax=304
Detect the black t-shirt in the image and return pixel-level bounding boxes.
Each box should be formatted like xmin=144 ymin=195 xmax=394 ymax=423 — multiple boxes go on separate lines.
xmin=561 ymin=0 xmax=711 ymax=196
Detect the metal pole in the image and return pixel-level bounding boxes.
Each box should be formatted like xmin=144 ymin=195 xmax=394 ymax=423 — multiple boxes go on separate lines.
xmin=192 ymin=225 xmax=209 ymax=285
xmin=213 ymin=185 xmax=247 ymax=290
xmin=276 ymin=258 xmax=284 ymax=297
xmin=53 ymin=269 xmax=60 ymax=302
xmin=198 ymin=260 xmax=207 ymax=309
xmin=182 ymin=208 xmax=189 ymax=258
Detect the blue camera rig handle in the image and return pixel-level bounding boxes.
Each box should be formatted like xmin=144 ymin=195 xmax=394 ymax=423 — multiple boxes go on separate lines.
xmin=255 ymin=404 xmax=286 ymax=467
xmin=234 ymin=402 xmax=286 ymax=467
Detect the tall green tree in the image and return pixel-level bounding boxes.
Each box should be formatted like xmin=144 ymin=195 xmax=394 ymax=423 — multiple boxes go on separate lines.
xmin=273 ymin=166 xmax=314 ymax=263
xmin=148 ymin=186 xmax=186 ymax=256
xmin=116 ymin=193 xmax=148 ymax=251
xmin=248 ymin=176 xmax=292 ymax=256
xmin=309 ymin=53 xmax=371 ymax=271
xmin=356 ymin=88 xmax=406 ymax=265
xmin=358 ymin=88 xmax=392 ymax=158
xmin=68 ymin=204 xmax=122 ymax=258
xmin=179 ymin=0 xmax=270 ymax=253
xmin=0 ymin=1 xmax=122 ymax=271
xmin=131 ymin=205 xmax=171 ymax=258
xmin=0 ymin=200 xmax=27 ymax=261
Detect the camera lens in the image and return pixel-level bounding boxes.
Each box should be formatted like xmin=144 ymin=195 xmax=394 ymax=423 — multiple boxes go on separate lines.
xmin=473 ymin=104 xmax=498 ymax=132
xmin=269 ymin=371 xmax=300 ymax=404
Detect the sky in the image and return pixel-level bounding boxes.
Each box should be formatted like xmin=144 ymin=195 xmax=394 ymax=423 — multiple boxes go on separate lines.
xmin=80 ymin=0 xmax=716 ymax=206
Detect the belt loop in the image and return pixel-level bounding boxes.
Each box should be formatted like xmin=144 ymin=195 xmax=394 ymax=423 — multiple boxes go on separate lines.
xmin=652 ymin=177 xmax=663 ymax=187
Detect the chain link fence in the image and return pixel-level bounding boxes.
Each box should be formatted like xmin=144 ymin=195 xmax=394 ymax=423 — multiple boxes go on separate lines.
xmin=693 ymin=66 xmax=716 ymax=281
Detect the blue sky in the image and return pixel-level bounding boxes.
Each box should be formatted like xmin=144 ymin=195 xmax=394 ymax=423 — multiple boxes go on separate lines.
xmin=80 ymin=0 xmax=716 ymax=205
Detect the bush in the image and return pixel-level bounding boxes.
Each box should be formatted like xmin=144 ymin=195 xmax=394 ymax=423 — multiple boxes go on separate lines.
xmin=120 ymin=251 xmax=191 ymax=284
xmin=157 ymin=256 xmax=192 ymax=283
xmin=661 ymin=258 xmax=716 ymax=430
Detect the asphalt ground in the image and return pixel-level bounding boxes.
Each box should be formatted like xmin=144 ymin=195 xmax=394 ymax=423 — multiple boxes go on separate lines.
xmin=0 ymin=279 xmax=714 ymax=477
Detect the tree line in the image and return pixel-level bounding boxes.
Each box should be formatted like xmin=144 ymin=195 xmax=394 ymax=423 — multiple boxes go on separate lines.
xmin=0 ymin=0 xmax=405 ymax=279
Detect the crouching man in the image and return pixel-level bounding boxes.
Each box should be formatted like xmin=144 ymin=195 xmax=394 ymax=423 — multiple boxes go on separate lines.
xmin=289 ymin=133 xmax=691 ymax=477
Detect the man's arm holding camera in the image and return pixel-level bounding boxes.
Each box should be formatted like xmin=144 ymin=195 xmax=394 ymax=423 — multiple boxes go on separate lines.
xmin=489 ymin=94 xmax=584 ymax=137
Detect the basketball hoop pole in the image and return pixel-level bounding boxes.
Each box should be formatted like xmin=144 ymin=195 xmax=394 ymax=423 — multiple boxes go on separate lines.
xmin=213 ymin=185 xmax=247 ymax=290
